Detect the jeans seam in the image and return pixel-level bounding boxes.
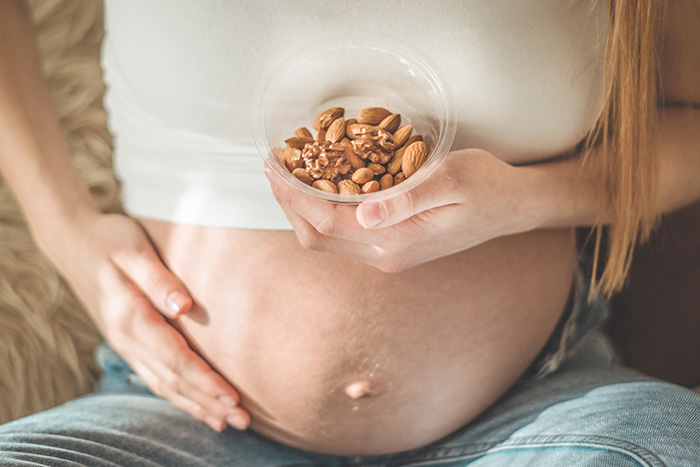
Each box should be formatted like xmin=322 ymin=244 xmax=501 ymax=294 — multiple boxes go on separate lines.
xmin=390 ymin=434 xmax=667 ymax=467
xmin=0 ymin=432 xmax=149 ymax=467
xmin=386 ymin=442 xmax=500 ymax=466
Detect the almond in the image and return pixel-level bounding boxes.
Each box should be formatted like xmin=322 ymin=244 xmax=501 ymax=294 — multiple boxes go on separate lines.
xmin=285 ymin=136 xmax=314 ymax=149
xmin=357 ymin=107 xmax=392 ymax=125
xmin=293 ymin=127 xmax=313 ymax=139
xmin=361 ymin=180 xmax=380 ymax=193
xmin=325 ymin=117 xmax=345 ymax=143
xmin=292 ymin=168 xmax=313 ymax=185
xmin=378 ymin=113 xmax=401 ymax=133
xmin=312 ymin=179 xmax=337 ymax=193
xmin=351 ymin=167 xmax=374 ymax=185
xmin=313 ymin=107 xmax=344 ymax=130
xmin=379 ymin=173 xmax=394 ymax=190
xmin=283 ymin=146 xmax=304 ymax=171
xmin=392 ymin=124 xmax=413 ymax=148
xmin=386 ymin=146 xmax=406 ymax=175
xmin=338 ymin=179 xmax=361 ymax=195
xmin=282 ymin=105 xmax=428 ymax=195
xmin=405 ymin=134 xmax=423 ymax=147
xmin=401 ymin=141 xmax=428 ymax=178
xmin=346 ymin=123 xmax=376 ymax=139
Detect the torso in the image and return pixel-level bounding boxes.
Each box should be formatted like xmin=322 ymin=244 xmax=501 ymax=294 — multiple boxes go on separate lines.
xmin=141 ymin=220 xmax=576 ymax=454
xmin=102 ymin=0 xmax=605 ymax=455
xmin=102 ymin=0 xmax=606 ymax=228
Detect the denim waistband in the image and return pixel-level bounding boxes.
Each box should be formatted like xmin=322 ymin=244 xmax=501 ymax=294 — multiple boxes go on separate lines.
xmin=520 ymin=266 xmax=609 ymax=381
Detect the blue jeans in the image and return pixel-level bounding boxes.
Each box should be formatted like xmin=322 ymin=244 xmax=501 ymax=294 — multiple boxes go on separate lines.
xmin=1 ymin=284 xmax=699 ymax=465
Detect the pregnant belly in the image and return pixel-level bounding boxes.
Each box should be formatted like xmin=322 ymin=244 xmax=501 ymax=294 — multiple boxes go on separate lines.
xmin=139 ymin=219 xmax=576 ymax=455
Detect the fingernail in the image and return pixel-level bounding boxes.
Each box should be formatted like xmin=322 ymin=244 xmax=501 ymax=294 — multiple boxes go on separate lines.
xmin=205 ymin=415 xmax=225 ymax=432
xmin=357 ymin=202 xmax=385 ymax=228
xmin=218 ymin=395 xmax=237 ymax=407
xmin=226 ymin=414 xmax=248 ymax=431
xmin=166 ymin=290 xmax=189 ymax=317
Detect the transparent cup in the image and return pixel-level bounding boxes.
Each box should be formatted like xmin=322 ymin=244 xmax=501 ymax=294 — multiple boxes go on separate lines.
xmin=254 ymin=34 xmax=456 ymax=204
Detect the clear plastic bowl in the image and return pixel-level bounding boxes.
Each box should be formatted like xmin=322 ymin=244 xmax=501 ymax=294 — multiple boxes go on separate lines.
xmin=254 ymin=34 xmax=456 ymax=204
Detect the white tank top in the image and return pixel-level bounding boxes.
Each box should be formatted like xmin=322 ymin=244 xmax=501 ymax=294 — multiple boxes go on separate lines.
xmin=101 ymin=0 xmax=606 ymax=229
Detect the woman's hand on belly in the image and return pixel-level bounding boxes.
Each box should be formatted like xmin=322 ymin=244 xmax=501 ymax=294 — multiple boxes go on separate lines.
xmin=267 ymin=148 xmax=536 ymax=271
xmin=48 ymin=212 xmax=250 ymax=432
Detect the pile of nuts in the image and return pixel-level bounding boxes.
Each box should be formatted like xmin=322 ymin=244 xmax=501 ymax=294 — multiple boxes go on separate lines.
xmin=281 ymin=106 xmax=428 ymax=194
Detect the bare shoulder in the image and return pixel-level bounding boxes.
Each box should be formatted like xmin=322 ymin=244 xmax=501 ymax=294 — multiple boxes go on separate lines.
xmin=660 ymin=0 xmax=700 ymax=105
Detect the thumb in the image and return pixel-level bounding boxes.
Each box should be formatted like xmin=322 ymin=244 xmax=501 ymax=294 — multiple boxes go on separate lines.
xmin=112 ymin=245 xmax=193 ymax=319
xmin=356 ymin=182 xmax=441 ymax=229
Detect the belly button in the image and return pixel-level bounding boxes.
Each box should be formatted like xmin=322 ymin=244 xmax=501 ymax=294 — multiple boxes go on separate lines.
xmin=344 ymin=380 xmax=374 ymax=399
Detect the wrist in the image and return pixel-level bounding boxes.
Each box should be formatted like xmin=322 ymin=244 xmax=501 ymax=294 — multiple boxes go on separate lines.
xmin=29 ymin=197 xmax=101 ymax=259
xmin=509 ymin=164 xmax=551 ymax=234
xmin=514 ymin=153 xmax=603 ymax=232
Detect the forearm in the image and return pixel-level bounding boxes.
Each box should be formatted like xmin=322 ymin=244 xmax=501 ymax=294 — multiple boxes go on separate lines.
xmin=0 ymin=0 xmax=98 ymax=249
xmin=522 ymin=106 xmax=700 ymax=230
xmin=655 ymin=106 xmax=700 ymax=213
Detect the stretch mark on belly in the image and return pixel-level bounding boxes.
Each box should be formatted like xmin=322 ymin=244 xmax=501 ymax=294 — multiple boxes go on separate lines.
xmin=345 ymin=380 xmax=374 ymax=399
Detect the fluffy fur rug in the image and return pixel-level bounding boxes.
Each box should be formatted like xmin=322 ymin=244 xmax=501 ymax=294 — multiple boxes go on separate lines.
xmin=0 ymin=0 xmax=120 ymax=423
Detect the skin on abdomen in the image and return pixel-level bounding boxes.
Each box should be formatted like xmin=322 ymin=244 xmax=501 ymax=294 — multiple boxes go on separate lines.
xmin=140 ymin=219 xmax=577 ymax=455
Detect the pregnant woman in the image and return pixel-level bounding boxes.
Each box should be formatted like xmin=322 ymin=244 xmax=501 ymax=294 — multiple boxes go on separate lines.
xmin=1 ymin=0 xmax=699 ymax=465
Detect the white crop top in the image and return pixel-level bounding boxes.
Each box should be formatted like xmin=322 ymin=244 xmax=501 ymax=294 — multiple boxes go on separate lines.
xmin=101 ymin=0 xmax=606 ymax=229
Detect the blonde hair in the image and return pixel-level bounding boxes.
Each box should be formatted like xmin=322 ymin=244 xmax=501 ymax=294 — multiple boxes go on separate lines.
xmin=586 ymin=0 xmax=665 ymax=296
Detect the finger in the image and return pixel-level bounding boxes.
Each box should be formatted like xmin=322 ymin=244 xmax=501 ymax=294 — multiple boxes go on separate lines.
xmin=267 ymin=170 xmax=430 ymax=270
xmin=278 ymin=196 xmax=384 ymax=265
xmin=129 ymin=359 xmax=222 ymax=431
xmin=130 ymin=306 xmax=245 ymax=408
xmin=268 ymin=172 xmax=383 ymax=245
xmin=111 ymin=241 xmax=192 ymax=319
xmin=132 ymin=358 xmax=250 ymax=431
xmin=356 ymin=174 xmax=456 ymax=229
xmin=102 ymin=265 xmax=247 ymax=428
xmin=124 ymin=312 xmax=251 ymax=430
